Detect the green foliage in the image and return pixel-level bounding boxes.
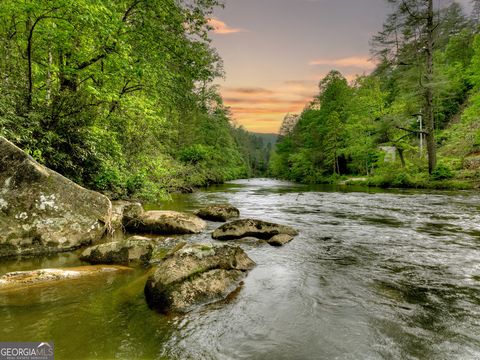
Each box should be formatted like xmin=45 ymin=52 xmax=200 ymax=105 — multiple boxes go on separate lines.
xmin=0 ymin=0 xmax=262 ymax=201
xmin=179 ymin=144 xmax=211 ymax=164
xmin=431 ymin=163 xmax=454 ymax=180
xmin=231 ymin=127 xmax=273 ymax=176
xmin=270 ymin=2 xmax=480 ymax=189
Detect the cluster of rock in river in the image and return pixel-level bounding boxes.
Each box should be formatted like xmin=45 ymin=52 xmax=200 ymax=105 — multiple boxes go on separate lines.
xmin=0 ymin=137 xmax=298 ymax=313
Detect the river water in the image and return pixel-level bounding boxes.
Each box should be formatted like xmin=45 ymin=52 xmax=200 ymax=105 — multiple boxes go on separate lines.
xmin=1 ymin=179 xmax=480 ymax=359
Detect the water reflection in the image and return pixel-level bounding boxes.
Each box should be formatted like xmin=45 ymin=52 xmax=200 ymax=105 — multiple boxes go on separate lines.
xmin=0 ymin=178 xmax=479 ymax=359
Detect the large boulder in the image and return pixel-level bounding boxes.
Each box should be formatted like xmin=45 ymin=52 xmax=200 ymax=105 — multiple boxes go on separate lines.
xmin=212 ymin=219 xmax=298 ymax=242
xmin=149 ymin=239 xmax=187 ymax=265
xmin=0 ymin=265 xmax=132 ymax=292
xmin=195 ymin=204 xmax=240 ymax=222
xmin=0 ymin=137 xmax=111 ymax=258
xmin=145 ymin=243 xmax=255 ymax=313
xmin=124 ymin=210 xmax=206 ymax=235
xmin=79 ymin=236 xmax=155 ymax=265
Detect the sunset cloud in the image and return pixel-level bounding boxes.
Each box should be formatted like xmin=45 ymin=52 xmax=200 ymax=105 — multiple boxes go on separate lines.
xmin=208 ymin=18 xmax=245 ymax=35
xmin=225 ymin=87 xmax=274 ymax=96
xmin=219 ymin=82 xmax=319 ymax=133
xmin=309 ymin=56 xmax=376 ymax=70
xmin=219 ymin=70 xmax=367 ymax=133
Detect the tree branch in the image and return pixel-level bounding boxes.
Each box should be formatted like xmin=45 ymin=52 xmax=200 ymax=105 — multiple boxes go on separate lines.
xmin=396 ymin=125 xmax=427 ymax=135
xmin=123 ymin=0 xmax=143 ymax=23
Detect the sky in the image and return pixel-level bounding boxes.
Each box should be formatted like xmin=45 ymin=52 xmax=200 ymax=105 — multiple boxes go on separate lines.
xmin=208 ymin=0 xmax=472 ymax=134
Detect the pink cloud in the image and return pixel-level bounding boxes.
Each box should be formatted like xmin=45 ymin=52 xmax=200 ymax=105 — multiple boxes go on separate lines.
xmin=208 ymin=18 xmax=245 ymax=35
xmin=309 ymin=56 xmax=376 ymax=70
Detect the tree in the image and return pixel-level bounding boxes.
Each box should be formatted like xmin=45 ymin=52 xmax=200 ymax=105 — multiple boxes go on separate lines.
xmin=0 ymin=0 xmax=260 ymax=199
xmin=373 ymin=0 xmax=441 ymax=173
xmin=472 ymin=0 xmax=480 ymax=28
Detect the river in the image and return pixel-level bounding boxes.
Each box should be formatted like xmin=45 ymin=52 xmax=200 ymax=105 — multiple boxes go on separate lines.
xmin=1 ymin=179 xmax=480 ymax=359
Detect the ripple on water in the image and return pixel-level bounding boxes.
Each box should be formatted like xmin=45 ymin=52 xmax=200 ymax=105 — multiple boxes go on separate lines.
xmin=1 ymin=179 xmax=480 ymax=359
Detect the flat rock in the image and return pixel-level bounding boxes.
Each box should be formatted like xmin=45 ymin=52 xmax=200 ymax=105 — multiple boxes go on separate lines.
xmin=267 ymin=234 xmax=294 ymax=247
xmin=144 ymin=243 xmax=255 ymax=313
xmin=212 ymin=219 xmax=298 ymax=241
xmin=124 ymin=210 xmax=206 ymax=235
xmin=0 ymin=137 xmax=111 ymax=258
xmin=0 ymin=265 xmax=132 ymax=292
xmin=79 ymin=236 xmax=155 ymax=265
xmin=195 ymin=204 xmax=240 ymax=222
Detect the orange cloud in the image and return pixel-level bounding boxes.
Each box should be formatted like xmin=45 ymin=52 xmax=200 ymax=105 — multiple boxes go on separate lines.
xmin=229 ymin=104 xmax=308 ymax=115
xmin=309 ymin=56 xmax=376 ymax=70
xmin=220 ymin=83 xmax=316 ymax=132
xmin=220 ymin=70 xmax=369 ymax=132
xmin=208 ymin=18 xmax=245 ymax=35
xmin=225 ymin=87 xmax=274 ymax=95
xmin=223 ymin=97 xmax=308 ymax=106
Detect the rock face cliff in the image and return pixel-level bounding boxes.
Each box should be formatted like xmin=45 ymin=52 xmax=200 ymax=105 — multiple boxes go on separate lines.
xmin=278 ymin=114 xmax=300 ymax=136
xmin=0 ymin=137 xmax=111 ymax=258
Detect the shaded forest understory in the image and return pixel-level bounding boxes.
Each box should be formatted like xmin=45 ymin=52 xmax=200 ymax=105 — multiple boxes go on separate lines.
xmin=1 ymin=0 xmax=479 ymax=201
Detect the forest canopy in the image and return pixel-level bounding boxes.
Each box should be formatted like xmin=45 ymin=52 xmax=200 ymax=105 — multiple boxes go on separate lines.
xmin=270 ymin=0 xmax=480 ymax=189
xmin=0 ymin=0 xmax=270 ymax=199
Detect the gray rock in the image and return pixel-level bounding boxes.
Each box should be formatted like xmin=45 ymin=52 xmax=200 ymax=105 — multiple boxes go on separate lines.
xmin=111 ymin=201 xmax=143 ymax=231
xmin=121 ymin=202 xmax=145 ymax=224
xmin=124 ymin=210 xmax=206 ymax=235
xmin=464 ymin=155 xmax=480 ymax=170
xmin=150 ymin=239 xmax=187 ymax=264
xmin=267 ymin=234 xmax=294 ymax=247
xmin=195 ymin=204 xmax=240 ymax=222
xmin=0 ymin=137 xmax=111 ymax=258
xmin=212 ymin=219 xmax=298 ymax=241
xmin=80 ymin=236 xmax=155 ymax=265
xmin=144 ymin=243 xmax=255 ymax=313
xmin=0 ymin=265 xmax=132 ymax=292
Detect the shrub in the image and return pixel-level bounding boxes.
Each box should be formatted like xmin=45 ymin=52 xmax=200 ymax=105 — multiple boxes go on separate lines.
xmin=91 ymin=164 xmax=125 ymax=197
xmin=431 ymin=163 xmax=454 ymax=180
xmin=179 ymin=144 xmax=211 ymax=164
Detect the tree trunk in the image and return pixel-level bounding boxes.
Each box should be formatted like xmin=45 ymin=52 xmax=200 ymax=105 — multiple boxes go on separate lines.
xmin=26 ymin=16 xmax=33 ymax=109
xmin=46 ymin=49 xmax=52 ymax=102
xmin=59 ymin=51 xmax=77 ymax=91
xmin=425 ymin=0 xmax=437 ymax=174
xmin=397 ymin=148 xmax=406 ymax=168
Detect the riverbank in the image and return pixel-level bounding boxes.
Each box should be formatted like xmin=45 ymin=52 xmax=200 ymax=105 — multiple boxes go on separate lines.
xmin=282 ymin=170 xmax=480 ymax=191
xmin=342 ymin=174 xmax=479 ymax=190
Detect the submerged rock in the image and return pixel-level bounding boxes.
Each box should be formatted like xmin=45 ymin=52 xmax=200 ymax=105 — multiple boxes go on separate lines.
xmin=0 ymin=137 xmax=111 ymax=258
xmin=212 ymin=219 xmax=298 ymax=242
xmin=0 ymin=265 xmax=132 ymax=292
xmin=195 ymin=204 xmax=240 ymax=222
xmin=144 ymin=243 xmax=255 ymax=313
xmin=267 ymin=234 xmax=294 ymax=247
xmin=124 ymin=210 xmax=206 ymax=235
xmin=79 ymin=236 xmax=155 ymax=265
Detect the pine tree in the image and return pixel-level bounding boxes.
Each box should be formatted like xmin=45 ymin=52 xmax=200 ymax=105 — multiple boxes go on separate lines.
xmin=472 ymin=0 xmax=480 ymax=29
